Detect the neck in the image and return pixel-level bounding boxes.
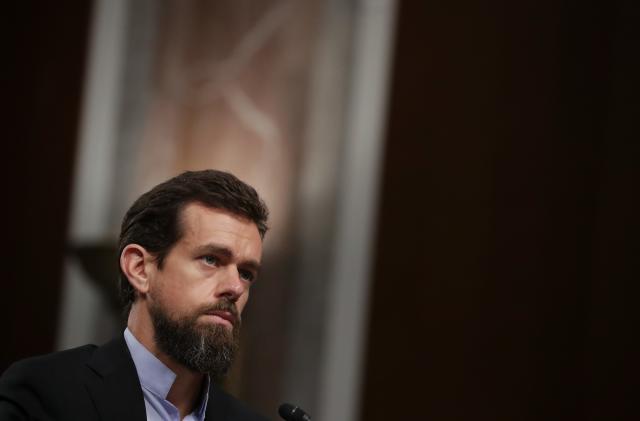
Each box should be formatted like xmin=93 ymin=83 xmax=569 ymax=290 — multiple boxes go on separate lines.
xmin=128 ymin=302 xmax=206 ymax=418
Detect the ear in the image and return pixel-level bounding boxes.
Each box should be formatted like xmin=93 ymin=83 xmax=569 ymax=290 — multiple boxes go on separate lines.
xmin=120 ymin=244 xmax=155 ymax=295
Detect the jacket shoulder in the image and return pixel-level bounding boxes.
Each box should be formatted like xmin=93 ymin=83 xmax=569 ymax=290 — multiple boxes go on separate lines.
xmin=3 ymin=344 xmax=98 ymax=376
xmin=0 ymin=344 xmax=98 ymax=419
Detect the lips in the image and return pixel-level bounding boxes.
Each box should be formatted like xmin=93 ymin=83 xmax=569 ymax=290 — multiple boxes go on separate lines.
xmin=204 ymin=310 xmax=237 ymax=327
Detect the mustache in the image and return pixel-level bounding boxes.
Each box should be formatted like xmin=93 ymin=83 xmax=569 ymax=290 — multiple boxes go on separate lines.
xmin=196 ymin=299 xmax=240 ymax=326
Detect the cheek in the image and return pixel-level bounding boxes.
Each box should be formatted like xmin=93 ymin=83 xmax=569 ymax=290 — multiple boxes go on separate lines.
xmin=236 ymin=291 xmax=250 ymax=314
xmin=151 ymin=268 xmax=197 ymax=312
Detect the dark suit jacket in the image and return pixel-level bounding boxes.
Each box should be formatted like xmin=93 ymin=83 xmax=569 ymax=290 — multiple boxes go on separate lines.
xmin=0 ymin=337 xmax=269 ymax=420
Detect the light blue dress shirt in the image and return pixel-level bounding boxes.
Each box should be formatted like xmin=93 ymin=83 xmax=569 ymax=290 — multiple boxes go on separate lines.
xmin=124 ymin=328 xmax=210 ymax=421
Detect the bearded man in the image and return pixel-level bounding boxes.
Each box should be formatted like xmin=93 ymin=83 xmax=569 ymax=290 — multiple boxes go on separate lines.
xmin=0 ymin=170 xmax=269 ymax=421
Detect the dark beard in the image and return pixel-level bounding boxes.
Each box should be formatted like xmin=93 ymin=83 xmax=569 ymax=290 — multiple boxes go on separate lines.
xmin=149 ymin=299 xmax=240 ymax=381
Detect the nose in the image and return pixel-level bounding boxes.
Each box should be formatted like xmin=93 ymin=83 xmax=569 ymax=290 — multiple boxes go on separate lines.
xmin=216 ymin=265 xmax=247 ymax=302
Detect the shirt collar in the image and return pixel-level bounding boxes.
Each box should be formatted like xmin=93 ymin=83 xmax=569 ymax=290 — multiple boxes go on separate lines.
xmin=123 ymin=328 xmax=211 ymax=416
xmin=194 ymin=375 xmax=210 ymax=418
xmin=124 ymin=328 xmax=176 ymax=398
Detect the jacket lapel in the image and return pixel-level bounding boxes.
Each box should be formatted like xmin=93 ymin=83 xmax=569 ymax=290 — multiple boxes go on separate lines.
xmin=84 ymin=336 xmax=147 ymax=421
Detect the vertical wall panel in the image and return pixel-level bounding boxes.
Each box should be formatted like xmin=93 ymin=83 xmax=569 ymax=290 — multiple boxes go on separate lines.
xmin=2 ymin=1 xmax=93 ymax=372
xmin=361 ymin=1 xmax=639 ymax=420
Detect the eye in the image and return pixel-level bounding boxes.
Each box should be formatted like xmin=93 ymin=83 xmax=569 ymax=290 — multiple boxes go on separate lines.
xmin=201 ymin=255 xmax=218 ymax=266
xmin=239 ymin=269 xmax=256 ymax=283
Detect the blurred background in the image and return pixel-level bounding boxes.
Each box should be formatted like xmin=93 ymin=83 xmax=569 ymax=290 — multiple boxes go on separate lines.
xmin=3 ymin=1 xmax=639 ymax=420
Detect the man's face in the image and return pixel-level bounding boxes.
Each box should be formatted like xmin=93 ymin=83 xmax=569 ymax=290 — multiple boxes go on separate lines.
xmin=146 ymin=203 xmax=263 ymax=376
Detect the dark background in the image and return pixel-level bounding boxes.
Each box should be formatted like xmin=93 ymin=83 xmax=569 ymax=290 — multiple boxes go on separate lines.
xmin=3 ymin=1 xmax=92 ymax=371
xmin=3 ymin=1 xmax=639 ymax=420
xmin=362 ymin=1 xmax=639 ymax=420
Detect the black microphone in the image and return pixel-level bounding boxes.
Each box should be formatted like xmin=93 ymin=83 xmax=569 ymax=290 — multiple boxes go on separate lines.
xmin=278 ymin=403 xmax=312 ymax=421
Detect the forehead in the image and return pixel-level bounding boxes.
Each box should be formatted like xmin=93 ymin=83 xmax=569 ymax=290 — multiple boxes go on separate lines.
xmin=177 ymin=203 xmax=262 ymax=251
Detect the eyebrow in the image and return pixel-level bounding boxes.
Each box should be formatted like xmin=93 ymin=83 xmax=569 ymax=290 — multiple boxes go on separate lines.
xmin=193 ymin=243 xmax=262 ymax=272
